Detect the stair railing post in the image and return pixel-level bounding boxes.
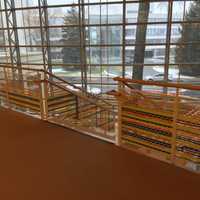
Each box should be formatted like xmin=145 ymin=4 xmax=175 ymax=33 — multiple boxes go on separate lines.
xmin=116 ymin=81 xmax=123 ymax=146
xmin=75 ymin=96 xmax=79 ymax=119
xmin=39 ymin=73 xmax=48 ymax=120
xmin=95 ymin=105 xmax=98 ymax=128
xmin=171 ymin=87 xmax=180 ymax=163
xmin=3 ymin=67 xmax=10 ymax=108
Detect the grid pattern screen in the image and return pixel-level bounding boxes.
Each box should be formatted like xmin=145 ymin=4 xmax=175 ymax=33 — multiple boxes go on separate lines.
xmin=0 ymin=0 xmax=200 ymax=93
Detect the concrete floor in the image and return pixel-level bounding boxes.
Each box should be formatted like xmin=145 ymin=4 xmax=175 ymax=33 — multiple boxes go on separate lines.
xmin=0 ymin=107 xmax=200 ymax=200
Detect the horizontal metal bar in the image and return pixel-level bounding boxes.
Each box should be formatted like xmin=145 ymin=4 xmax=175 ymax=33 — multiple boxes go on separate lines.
xmin=1 ymin=62 xmax=200 ymax=67
xmin=1 ymin=41 xmax=200 ymax=48
xmin=0 ymin=0 xmax=194 ymax=12
xmin=1 ymin=20 xmax=200 ymax=30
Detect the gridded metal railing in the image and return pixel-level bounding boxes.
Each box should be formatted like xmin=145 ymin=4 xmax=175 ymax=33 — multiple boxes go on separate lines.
xmin=113 ymin=77 xmax=200 ymax=173
xmin=0 ymin=66 xmax=42 ymax=116
xmin=0 ymin=65 xmax=117 ymax=142
xmin=1 ymin=64 xmax=200 ymax=173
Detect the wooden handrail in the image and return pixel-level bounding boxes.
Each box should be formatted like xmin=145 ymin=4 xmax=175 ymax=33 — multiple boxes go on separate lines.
xmin=114 ymin=77 xmax=200 ymax=91
xmin=0 ymin=64 xmax=44 ymax=72
xmin=1 ymin=65 xmax=200 ymax=91
xmin=45 ymin=71 xmax=114 ymax=108
xmin=0 ymin=64 xmax=114 ymax=108
xmin=122 ymin=81 xmax=160 ymax=108
xmin=45 ymin=79 xmax=116 ymax=114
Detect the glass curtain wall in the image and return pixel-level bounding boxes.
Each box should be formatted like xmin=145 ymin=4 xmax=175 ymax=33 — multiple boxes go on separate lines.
xmin=0 ymin=0 xmax=200 ymax=93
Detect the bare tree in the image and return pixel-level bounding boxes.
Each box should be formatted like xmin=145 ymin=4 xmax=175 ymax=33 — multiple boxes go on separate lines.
xmin=132 ymin=2 xmax=150 ymax=80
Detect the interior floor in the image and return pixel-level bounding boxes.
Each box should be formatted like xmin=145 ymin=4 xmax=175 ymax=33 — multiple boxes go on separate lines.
xmin=0 ymin=107 xmax=200 ymax=200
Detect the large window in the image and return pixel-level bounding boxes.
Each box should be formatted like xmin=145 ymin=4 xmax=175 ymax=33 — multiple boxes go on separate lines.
xmin=0 ymin=0 xmax=200 ymax=93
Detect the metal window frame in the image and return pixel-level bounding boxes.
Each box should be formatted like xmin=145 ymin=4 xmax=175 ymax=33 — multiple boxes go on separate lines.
xmin=0 ymin=0 xmax=199 ymax=91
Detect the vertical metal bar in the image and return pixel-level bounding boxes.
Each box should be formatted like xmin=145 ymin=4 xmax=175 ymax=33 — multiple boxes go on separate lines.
xmin=0 ymin=2 xmax=9 ymax=107
xmin=38 ymin=0 xmax=52 ymax=73
xmin=106 ymin=1 xmax=109 ymax=83
xmin=106 ymin=110 xmax=109 ymax=134
xmin=0 ymin=1 xmax=8 ymax=64
xmin=177 ymin=1 xmax=186 ymax=76
xmin=95 ymin=105 xmax=98 ymax=127
xmin=3 ymin=67 xmax=10 ymax=108
xmin=81 ymin=0 xmax=87 ymax=91
xmin=87 ymin=4 xmax=92 ymax=87
xmin=79 ymin=0 xmax=87 ymax=91
xmin=171 ymin=87 xmax=180 ymax=163
xmin=100 ymin=0 xmax=103 ymax=93
xmin=78 ymin=0 xmax=83 ymax=89
xmin=39 ymin=78 xmax=48 ymax=120
xmin=75 ymin=96 xmax=79 ymax=119
xmin=116 ymin=81 xmax=123 ymax=146
xmin=38 ymin=0 xmax=46 ymax=71
xmin=20 ymin=0 xmax=29 ymax=64
xmin=164 ymin=0 xmax=173 ymax=83
xmin=26 ymin=0 xmax=33 ymax=50
xmin=122 ymin=0 xmax=126 ymax=78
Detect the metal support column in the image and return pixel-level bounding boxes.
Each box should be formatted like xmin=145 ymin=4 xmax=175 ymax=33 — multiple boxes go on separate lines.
xmin=79 ymin=0 xmax=87 ymax=91
xmin=164 ymin=1 xmax=173 ymax=83
xmin=4 ymin=0 xmax=22 ymax=80
xmin=38 ymin=0 xmax=52 ymax=73
xmin=122 ymin=0 xmax=126 ymax=78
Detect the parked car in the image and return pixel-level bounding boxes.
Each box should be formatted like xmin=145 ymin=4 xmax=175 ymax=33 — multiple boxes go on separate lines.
xmin=103 ymin=70 xmax=132 ymax=78
xmin=145 ymin=73 xmax=176 ymax=81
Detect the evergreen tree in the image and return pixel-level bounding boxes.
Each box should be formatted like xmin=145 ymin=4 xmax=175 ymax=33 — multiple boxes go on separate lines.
xmin=61 ymin=7 xmax=80 ymax=70
xmin=175 ymin=1 xmax=200 ymax=76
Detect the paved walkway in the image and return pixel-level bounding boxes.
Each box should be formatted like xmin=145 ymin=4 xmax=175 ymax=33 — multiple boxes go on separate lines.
xmin=0 ymin=107 xmax=200 ymax=200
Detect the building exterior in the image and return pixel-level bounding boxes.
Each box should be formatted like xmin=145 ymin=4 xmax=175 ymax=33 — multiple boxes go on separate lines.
xmin=0 ymin=1 xmax=199 ymax=92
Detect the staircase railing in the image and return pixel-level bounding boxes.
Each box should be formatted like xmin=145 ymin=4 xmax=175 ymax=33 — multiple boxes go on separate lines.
xmin=1 ymin=64 xmax=200 ymax=172
xmin=0 ymin=65 xmax=117 ymax=142
xmin=113 ymin=77 xmax=200 ymax=173
xmin=45 ymin=70 xmax=115 ymax=110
